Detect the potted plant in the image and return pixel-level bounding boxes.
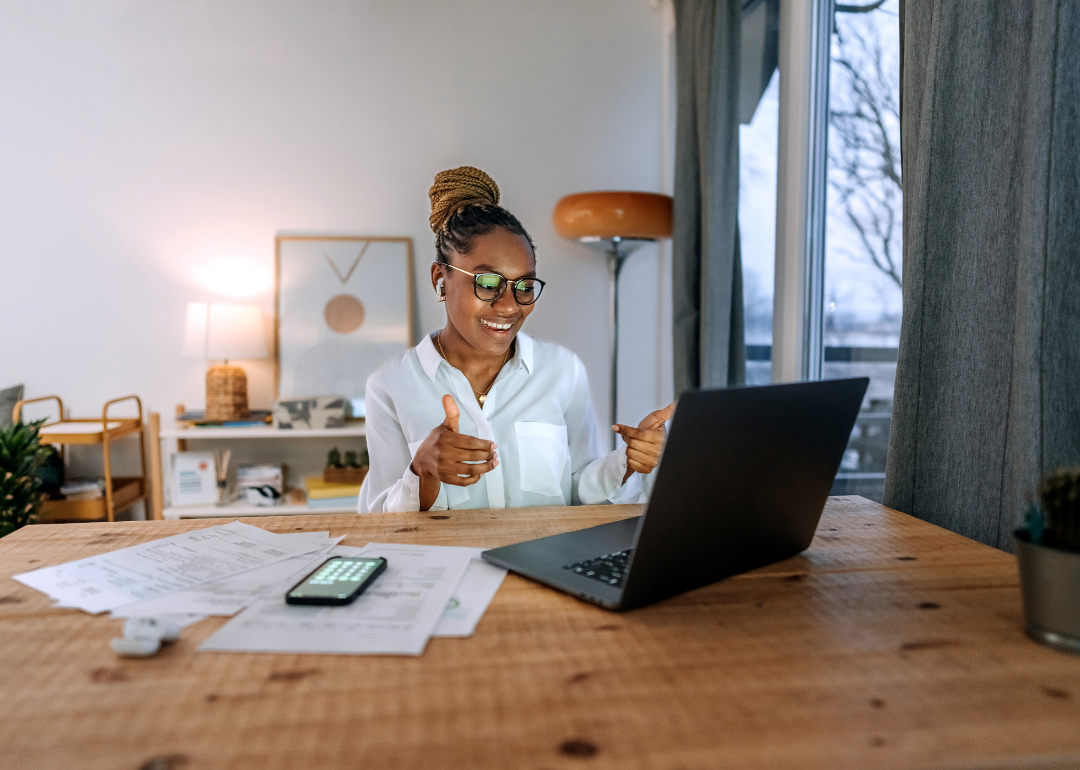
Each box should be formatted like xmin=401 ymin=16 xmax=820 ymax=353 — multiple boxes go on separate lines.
xmin=0 ymin=419 xmax=48 ymax=538
xmin=1015 ymin=467 xmax=1080 ymax=654
xmin=323 ymin=447 xmax=368 ymax=485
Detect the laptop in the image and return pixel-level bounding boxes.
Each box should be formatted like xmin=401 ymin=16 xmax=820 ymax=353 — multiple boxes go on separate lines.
xmin=481 ymin=377 xmax=869 ymax=611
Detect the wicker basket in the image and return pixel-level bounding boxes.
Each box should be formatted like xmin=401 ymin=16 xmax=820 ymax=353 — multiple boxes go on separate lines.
xmin=205 ymin=365 xmax=249 ymax=421
xmin=323 ymin=466 xmax=368 ymax=485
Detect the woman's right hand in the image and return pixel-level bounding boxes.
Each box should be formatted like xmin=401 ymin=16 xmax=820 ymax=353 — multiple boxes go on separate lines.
xmin=410 ymin=394 xmax=498 ymax=510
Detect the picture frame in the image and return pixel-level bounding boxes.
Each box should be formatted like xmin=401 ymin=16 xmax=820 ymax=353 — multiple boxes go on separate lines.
xmin=274 ymin=235 xmax=415 ymax=401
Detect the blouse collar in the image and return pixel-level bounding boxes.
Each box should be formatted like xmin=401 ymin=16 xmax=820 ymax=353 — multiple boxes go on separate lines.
xmin=417 ymin=330 xmax=534 ymax=382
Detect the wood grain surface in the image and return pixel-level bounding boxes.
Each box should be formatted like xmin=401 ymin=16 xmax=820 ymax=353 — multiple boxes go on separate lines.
xmin=0 ymin=497 xmax=1078 ymax=770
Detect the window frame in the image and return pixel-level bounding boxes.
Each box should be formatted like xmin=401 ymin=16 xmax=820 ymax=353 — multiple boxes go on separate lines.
xmin=771 ymin=0 xmax=834 ymax=383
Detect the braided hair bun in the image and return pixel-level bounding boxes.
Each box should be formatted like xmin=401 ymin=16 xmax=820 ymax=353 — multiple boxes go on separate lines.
xmin=428 ymin=166 xmax=535 ymax=263
xmin=428 ymin=166 xmax=500 ymax=234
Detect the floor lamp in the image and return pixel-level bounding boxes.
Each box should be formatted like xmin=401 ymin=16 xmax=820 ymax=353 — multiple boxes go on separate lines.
xmin=553 ymin=191 xmax=673 ymax=447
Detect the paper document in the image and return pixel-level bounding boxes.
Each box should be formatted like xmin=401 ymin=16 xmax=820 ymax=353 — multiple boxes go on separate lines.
xmin=14 ymin=521 xmax=331 ymax=614
xmin=200 ymin=544 xmax=472 ymax=655
xmin=111 ymin=535 xmax=342 ymax=618
xmin=359 ymin=544 xmax=507 ymax=637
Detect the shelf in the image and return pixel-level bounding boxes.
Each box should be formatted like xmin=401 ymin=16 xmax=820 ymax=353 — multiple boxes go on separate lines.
xmin=38 ymin=477 xmax=145 ymax=522
xmin=163 ymin=500 xmax=358 ymax=519
xmin=160 ymin=423 xmax=366 ymax=439
xmin=39 ymin=419 xmax=142 ymax=445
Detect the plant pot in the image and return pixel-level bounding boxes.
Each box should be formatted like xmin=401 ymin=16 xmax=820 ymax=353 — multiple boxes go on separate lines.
xmin=323 ymin=466 xmax=368 ymax=485
xmin=1015 ymin=529 xmax=1080 ymax=654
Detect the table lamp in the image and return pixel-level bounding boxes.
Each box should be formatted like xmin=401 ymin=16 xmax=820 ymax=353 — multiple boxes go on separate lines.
xmin=552 ymin=191 xmax=673 ymax=444
xmin=183 ymin=302 xmax=269 ymax=421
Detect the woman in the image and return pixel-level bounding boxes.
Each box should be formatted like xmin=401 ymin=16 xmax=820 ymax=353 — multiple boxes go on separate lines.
xmin=360 ymin=166 xmax=673 ymax=513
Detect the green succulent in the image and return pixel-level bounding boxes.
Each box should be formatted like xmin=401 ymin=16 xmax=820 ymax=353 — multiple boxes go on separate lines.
xmin=344 ymin=450 xmax=358 ymax=468
xmin=0 ymin=419 xmax=48 ymax=538
xmin=1039 ymin=467 xmax=1080 ymax=552
xmin=327 ymin=447 xmax=342 ymax=468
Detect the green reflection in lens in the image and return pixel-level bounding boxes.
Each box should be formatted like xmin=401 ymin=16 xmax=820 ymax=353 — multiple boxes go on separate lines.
xmin=476 ymin=274 xmax=502 ymax=290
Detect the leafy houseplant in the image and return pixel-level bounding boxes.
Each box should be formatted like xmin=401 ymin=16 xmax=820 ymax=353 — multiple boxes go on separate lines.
xmin=1015 ymin=467 xmax=1080 ymax=654
xmin=0 ymin=419 xmax=48 ymax=538
xmin=1035 ymin=469 xmax=1080 ymax=551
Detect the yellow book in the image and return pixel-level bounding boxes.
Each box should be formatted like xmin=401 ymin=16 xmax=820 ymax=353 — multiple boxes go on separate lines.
xmin=304 ymin=476 xmax=363 ymax=501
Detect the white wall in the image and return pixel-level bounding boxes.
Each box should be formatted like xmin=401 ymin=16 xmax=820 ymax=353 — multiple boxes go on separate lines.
xmin=0 ymin=0 xmax=672 ymax=438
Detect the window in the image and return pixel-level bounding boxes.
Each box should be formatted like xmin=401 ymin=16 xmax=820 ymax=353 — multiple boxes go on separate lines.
xmin=823 ymin=0 xmax=902 ymax=502
xmin=740 ymin=70 xmax=780 ymax=386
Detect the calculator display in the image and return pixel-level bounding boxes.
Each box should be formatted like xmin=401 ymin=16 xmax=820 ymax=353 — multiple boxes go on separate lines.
xmin=287 ymin=557 xmax=384 ymax=600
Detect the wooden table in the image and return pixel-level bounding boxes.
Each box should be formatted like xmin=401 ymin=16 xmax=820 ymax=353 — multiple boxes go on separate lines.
xmin=1 ymin=497 xmax=1078 ymax=770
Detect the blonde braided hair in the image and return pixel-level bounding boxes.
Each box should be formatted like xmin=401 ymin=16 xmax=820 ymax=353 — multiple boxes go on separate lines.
xmin=428 ymin=166 xmax=501 ymax=233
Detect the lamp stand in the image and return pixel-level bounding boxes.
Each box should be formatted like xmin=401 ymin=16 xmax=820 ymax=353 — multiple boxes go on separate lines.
xmin=205 ymin=361 xmax=249 ymax=422
xmin=582 ymin=237 xmax=652 ymax=449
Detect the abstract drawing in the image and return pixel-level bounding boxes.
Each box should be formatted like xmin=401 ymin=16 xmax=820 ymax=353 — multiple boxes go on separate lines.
xmin=275 ymin=236 xmax=414 ymax=400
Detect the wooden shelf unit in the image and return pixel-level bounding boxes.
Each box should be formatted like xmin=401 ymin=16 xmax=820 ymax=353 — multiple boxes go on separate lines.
xmin=15 ymin=395 xmax=150 ymax=523
xmin=157 ymin=415 xmax=366 ymax=519
xmin=161 ymin=500 xmax=359 ymax=519
xmin=158 ymin=423 xmax=366 ymax=440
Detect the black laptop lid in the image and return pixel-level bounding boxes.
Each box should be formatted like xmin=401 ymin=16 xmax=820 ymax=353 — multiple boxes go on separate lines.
xmin=618 ymin=377 xmax=868 ymax=610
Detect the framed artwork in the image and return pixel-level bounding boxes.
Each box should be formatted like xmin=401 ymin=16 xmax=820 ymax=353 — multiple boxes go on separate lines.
xmin=275 ymin=235 xmax=415 ymax=400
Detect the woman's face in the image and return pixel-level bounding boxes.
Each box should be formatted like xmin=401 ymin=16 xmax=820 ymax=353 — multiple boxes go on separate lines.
xmin=433 ymin=227 xmax=537 ymax=357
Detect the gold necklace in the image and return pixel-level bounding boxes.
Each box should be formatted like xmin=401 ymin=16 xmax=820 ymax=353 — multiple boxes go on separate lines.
xmin=435 ymin=333 xmax=510 ymax=406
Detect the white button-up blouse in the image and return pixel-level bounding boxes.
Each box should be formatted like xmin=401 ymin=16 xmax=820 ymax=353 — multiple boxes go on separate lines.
xmin=359 ymin=332 xmax=653 ymax=513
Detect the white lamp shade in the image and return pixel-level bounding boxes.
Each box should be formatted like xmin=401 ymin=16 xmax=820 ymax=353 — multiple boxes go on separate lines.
xmin=183 ymin=302 xmax=269 ymax=360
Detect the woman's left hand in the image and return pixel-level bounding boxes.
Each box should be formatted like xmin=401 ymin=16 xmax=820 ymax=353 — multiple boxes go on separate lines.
xmin=613 ymin=402 xmax=675 ymax=479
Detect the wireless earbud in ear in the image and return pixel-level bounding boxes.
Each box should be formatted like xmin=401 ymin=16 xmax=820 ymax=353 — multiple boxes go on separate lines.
xmin=436 ymin=278 xmax=446 ymax=302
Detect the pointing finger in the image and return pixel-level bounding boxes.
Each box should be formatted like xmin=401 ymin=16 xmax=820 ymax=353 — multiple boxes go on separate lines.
xmin=640 ymin=402 xmax=676 ymax=431
xmin=615 ymin=424 xmax=664 ymax=443
xmin=652 ymin=402 xmax=676 ymax=426
xmin=612 ymin=424 xmax=634 ymax=445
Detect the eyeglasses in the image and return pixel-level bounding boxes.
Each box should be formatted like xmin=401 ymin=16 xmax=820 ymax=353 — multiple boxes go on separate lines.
xmin=440 ymin=262 xmax=546 ymax=305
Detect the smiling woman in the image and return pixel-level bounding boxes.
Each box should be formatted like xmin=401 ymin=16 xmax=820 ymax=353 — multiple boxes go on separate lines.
xmin=359 ymin=167 xmax=675 ymax=514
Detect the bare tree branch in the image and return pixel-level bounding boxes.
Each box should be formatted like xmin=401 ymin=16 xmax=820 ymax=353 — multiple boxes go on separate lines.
xmin=828 ymin=11 xmax=903 ymax=291
xmin=836 ymin=1 xmax=888 ymax=13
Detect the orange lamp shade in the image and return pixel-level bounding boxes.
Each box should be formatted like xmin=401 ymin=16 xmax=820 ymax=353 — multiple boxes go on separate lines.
xmin=553 ymin=191 xmax=673 ymax=241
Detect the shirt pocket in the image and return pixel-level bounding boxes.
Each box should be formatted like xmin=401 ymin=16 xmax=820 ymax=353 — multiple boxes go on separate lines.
xmin=408 ymin=440 xmax=471 ymax=508
xmin=514 ymin=421 xmax=569 ymax=498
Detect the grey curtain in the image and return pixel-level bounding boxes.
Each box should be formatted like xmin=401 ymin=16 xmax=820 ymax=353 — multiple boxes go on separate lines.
xmin=672 ymin=0 xmax=746 ymax=395
xmin=885 ymin=0 xmax=1080 ymax=550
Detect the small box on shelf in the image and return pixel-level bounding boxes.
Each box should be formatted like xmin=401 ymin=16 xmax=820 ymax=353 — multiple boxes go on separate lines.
xmin=237 ymin=462 xmax=285 ymax=507
xmin=273 ymin=396 xmax=346 ymax=429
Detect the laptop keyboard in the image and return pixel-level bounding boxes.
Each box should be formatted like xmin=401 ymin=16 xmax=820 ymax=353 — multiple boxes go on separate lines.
xmin=563 ymin=549 xmax=633 ymax=588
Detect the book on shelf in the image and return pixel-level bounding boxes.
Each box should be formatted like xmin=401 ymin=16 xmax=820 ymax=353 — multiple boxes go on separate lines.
xmin=304 ymin=476 xmax=362 ymax=501
xmin=176 ymin=409 xmax=272 ymax=427
xmin=59 ymin=478 xmax=105 ymax=501
xmin=306 ymin=496 xmax=358 ymax=509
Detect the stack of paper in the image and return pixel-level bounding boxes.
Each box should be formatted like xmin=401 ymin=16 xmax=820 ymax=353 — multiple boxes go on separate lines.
xmin=110 ymin=532 xmax=342 ymax=625
xmin=14 ymin=521 xmax=508 ymax=656
xmin=200 ymin=543 xmax=507 ymax=655
xmin=14 ymin=521 xmax=341 ymax=615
